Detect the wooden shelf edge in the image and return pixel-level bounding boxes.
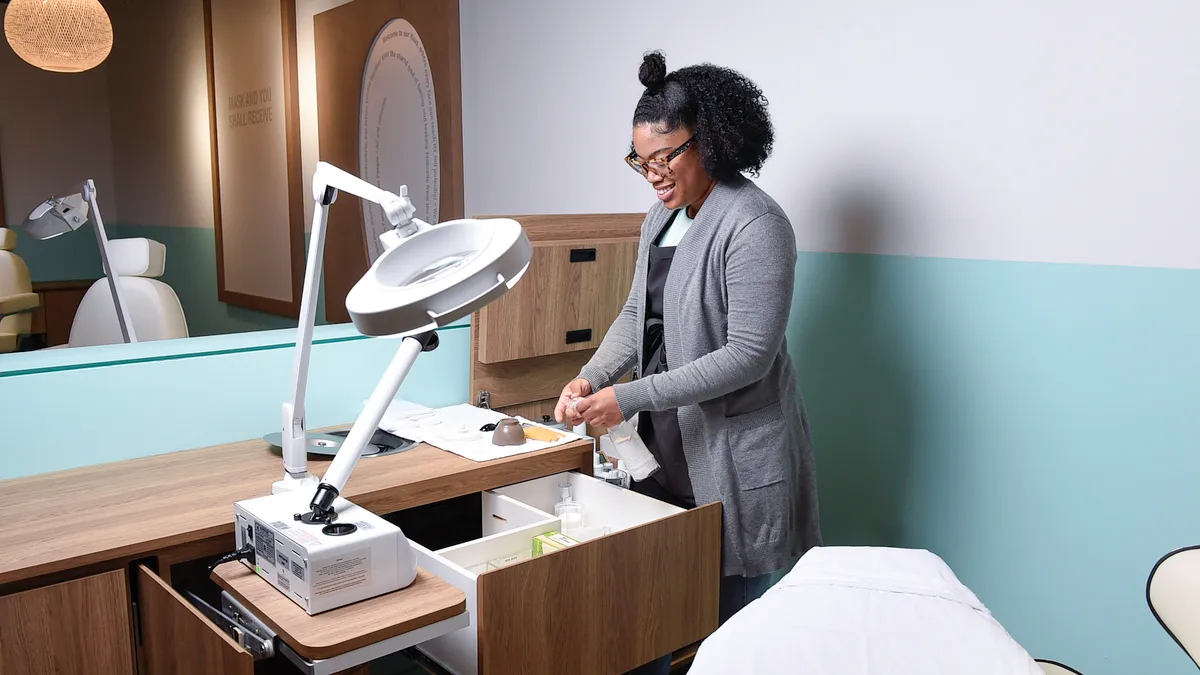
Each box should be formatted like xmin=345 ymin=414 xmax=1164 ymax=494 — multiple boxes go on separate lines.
xmin=212 ymin=562 xmax=467 ymax=661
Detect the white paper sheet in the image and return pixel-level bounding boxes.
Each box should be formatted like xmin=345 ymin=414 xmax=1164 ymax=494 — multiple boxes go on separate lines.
xmin=379 ymin=402 xmax=587 ymax=462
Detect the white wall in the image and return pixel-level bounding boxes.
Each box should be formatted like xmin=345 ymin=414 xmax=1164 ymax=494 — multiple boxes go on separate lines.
xmin=0 ymin=5 xmax=117 ymax=224
xmin=459 ymin=0 xmax=1200 ymax=271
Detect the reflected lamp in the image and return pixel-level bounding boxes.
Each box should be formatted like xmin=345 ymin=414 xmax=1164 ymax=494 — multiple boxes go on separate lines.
xmin=20 ymin=179 xmax=137 ymax=343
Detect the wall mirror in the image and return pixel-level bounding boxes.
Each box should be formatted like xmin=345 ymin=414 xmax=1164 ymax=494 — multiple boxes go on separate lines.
xmin=0 ymin=0 xmax=462 ymax=365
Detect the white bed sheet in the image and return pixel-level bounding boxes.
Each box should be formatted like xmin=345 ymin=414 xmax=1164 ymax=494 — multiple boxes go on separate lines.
xmin=689 ymin=546 xmax=1044 ymax=675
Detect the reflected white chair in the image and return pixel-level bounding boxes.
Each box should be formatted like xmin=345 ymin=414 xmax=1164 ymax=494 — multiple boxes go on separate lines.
xmin=0 ymin=227 xmax=39 ymax=352
xmin=1036 ymin=660 xmax=1084 ymax=675
xmin=65 ymin=237 xmax=188 ymax=347
xmin=1148 ymin=545 xmax=1200 ymax=669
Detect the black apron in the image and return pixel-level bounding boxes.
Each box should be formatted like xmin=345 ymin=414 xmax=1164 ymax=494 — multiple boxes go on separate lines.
xmin=631 ymin=217 xmax=697 ymax=510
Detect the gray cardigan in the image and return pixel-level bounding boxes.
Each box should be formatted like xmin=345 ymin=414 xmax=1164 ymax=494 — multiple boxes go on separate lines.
xmin=579 ymin=177 xmax=823 ymax=578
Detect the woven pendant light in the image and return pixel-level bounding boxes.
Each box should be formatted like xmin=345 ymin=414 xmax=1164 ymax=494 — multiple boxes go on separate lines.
xmin=4 ymin=0 xmax=113 ymax=73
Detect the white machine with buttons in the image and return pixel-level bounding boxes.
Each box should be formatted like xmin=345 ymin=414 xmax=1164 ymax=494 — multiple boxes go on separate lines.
xmin=234 ymin=490 xmax=413 ymax=615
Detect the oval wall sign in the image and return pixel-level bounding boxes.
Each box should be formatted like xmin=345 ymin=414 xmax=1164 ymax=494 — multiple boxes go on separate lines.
xmin=358 ymin=18 xmax=440 ymax=263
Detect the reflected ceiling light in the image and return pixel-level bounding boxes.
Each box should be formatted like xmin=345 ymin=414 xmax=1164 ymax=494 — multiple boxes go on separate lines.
xmin=4 ymin=0 xmax=114 ymax=73
xmin=21 ymin=179 xmax=136 ymax=342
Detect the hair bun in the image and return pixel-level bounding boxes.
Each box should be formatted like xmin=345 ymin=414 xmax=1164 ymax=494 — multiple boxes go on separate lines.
xmin=639 ymin=51 xmax=667 ymax=89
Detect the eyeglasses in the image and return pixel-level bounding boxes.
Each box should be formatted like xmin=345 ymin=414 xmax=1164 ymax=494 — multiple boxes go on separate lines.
xmin=625 ymin=136 xmax=695 ymax=177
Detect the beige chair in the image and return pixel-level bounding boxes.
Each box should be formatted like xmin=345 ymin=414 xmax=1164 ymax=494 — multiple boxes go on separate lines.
xmin=1148 ymin=545 xmax=1200 ymax=669
xmin=64 ymin=237 xmax=188 ymax=347
xmin=0 ymin=227 xmax=39 ymax=352
xmin=1037 ymin=660 xmax=1084 ymax=675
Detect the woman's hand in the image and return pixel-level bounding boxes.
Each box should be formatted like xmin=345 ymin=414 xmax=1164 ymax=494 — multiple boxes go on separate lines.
xmin=574 ymin=387 xmax=624 ymax=429
xmin=554 ymin=378 xmax=593 ymax=424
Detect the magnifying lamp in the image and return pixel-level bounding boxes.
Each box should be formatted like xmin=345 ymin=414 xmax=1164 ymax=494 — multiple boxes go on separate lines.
xmin=235 ymin=162 xmax=530 ymax=613
xmin=301 ymin=162 xmax=530 ymax=523
xmin=20 ymin=179 xmax=137 ymax=343
xmin=273 ymin=161 xmax=532 ymax=503
xmin=302 ymin=213 xmax=530 ymax=527
xmin=272 ymin=161 xmax=420 ymax=494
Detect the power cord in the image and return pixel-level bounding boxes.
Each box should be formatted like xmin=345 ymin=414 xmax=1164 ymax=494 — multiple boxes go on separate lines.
xmin=207 ymin=543 xmax=256 ymax=577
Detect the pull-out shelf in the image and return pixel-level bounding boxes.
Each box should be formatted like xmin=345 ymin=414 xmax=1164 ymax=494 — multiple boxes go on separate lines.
xmin=144 ymin=469 xmax=720 ymax=675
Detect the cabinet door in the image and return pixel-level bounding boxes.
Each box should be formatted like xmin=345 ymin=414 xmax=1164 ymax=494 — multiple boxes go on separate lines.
xmin=476 ymin=241 xmax=638 ymax=364
xmin=136 ymin=565 xmax=254 ymax=675
xmin=0 ymin=569 xmax=136 ymax=675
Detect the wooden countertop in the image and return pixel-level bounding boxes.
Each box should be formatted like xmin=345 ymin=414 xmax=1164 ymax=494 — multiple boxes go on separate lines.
xmin=0 ymin=433 xmax=592 ymax=588
xmin=213 ymin=562 xmax=466 ymax=660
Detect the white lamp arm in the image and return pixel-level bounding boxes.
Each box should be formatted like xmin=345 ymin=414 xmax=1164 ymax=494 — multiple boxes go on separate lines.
xmin=82 ymin=179 xmax=138 ymax=344
xmin=301 ymin=330 xmax=440 ymax=523
xmin=279 ymin=200 xmax=330 ymax=482
xmin=311 ymin=161 xmax=419 ymax=233
xmin=277 ymin=161 xmax=425 ymax=491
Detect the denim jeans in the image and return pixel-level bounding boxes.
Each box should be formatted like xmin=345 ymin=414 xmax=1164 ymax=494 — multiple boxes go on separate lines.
xmin=625 ymin=572 xmax=774 ymax=675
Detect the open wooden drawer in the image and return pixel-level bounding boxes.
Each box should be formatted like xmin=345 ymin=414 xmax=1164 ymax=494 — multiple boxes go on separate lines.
xmin=412 ymin=471 xmax=722 ymax=675
xmin=135 ymin=546 xmax=468 ymax=675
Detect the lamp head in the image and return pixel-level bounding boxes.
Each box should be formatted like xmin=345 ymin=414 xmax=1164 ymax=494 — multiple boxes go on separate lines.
xmin=22 ymin=193 xmax=89 ymax=241
xmin=345 ymin=218 xmax=532 ymax=337
xmin=381 ymin=185 xmax=418 ymax=233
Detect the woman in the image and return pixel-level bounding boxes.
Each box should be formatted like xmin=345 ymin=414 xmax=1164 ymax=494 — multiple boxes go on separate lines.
xmin=555 ymin=51 xmax=822 ymax=671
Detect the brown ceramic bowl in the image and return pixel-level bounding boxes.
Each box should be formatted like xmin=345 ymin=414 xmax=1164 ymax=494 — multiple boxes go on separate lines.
xmin=491 ymin=418 xmax=526 ymax=446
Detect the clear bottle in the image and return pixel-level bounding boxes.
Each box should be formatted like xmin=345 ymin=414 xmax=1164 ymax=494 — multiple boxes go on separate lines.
xmin=567 ymin=396 xmax=658 ymax=481
xmin=607 ymin=419 xmax=659 ymax=481
xmin=599 ymin=461 xmax=630 ymax=489
xmin=554 ymin=482 xmax=584 ymax=536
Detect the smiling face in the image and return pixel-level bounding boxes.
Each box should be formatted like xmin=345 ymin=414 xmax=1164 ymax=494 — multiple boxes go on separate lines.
xmin=630 ymin=123 xmax=714 ymax=215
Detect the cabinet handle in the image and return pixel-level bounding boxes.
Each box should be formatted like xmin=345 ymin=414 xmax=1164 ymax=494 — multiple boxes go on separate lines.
xmin=570 ymin=248 xmax=597 ymax=263
xmin=566 ymin=329 xmax=593 ymax=344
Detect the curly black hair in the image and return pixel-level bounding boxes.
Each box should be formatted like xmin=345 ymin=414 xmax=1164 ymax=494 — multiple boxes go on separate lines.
xmin=633 ymin=50 xmax=774 ymax=182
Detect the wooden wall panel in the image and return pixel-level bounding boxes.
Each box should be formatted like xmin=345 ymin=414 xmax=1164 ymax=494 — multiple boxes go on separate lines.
xmin=0 ymin=143 xmax=5 ymax=226
xmin=204 ymin=0 xmax=306 ymax=317
xmin=313 ymin=0 xmax=463 ymax=324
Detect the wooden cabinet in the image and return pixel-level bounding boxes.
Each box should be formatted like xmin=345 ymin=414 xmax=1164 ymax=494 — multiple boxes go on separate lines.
xmin=476 ymin=240 xmax=638 ymax=364
xmin=197 ymin=471 xmax=720 ymax=675
xmin=136 ymin=565 xmax=254 ymax=675
xmin=0 ymin=431 xmax=721 ymax=674
xmin=28 ymin=279 xmax=95 ymax=347
xmin=198 ymin=470 xmax=721 ymax=675
xmin=0 ymin=570 xmax=136 ymax=675
xmin=412 ymin=471 xmax=721 ymax=675
xmin=469 ymin=213 xmax=642 ymax=434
